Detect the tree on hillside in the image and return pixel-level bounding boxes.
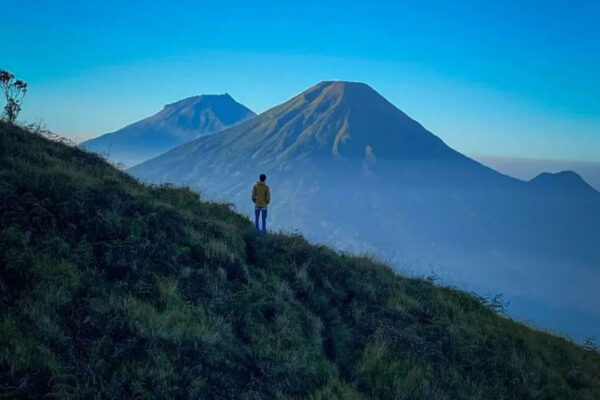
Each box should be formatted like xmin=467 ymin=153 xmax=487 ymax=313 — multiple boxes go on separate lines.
xmin=0 ymin=69 xmax=28 ymax=124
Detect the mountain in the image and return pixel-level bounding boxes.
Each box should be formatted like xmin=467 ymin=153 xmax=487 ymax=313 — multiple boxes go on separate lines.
xmin=472 ymin=155 xmax=600 ymax=193
xmin=530 ymin=170 xmax=600 ymax=196
xmin=3 ymin=121 xmax=600 ymax=399
xmin=81 ymin=94 xmax=255 ymax=166
xmin=130 ymin=81 xmax=600 ymax=340
xmin=132 ymin=81 xmax=462 ymax=165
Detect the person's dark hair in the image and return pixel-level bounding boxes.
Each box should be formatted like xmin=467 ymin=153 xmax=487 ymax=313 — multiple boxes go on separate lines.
xmin=259 ymin=174 xmax=267 ymax=182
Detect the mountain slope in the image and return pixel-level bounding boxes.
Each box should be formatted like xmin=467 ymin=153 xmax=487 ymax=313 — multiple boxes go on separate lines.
xmin=130 ymin=81 xmax=600 ymax=340
xmin=81 ymin=94 xmax=255 ymax=166
xmin=2 ymin=123 xmax=600 ymax=398
xmin=131 ymin=81 xmax=465 ymax=169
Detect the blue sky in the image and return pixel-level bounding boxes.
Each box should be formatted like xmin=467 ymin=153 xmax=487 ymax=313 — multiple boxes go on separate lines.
xmin=2 ymin=0 xmax=599 ymax=162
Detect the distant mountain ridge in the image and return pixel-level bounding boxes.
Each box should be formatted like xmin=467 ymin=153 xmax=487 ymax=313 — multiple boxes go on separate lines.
xmin=472 ymin=155 xmax=600 ymax=192
xmin=130 ymin=81 xmax=600 ymax=340
xmin=530 ymin=170 xmax=600 ymax=196
xmin=155 ymin=81 xmax=463 ymax=162
xmin=81 ymin=93 xmax=255 ymax=166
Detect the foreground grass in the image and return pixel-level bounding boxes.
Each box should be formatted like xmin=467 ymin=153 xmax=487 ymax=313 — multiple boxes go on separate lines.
xmin=1 ymin=121 xmax=599 ymax=399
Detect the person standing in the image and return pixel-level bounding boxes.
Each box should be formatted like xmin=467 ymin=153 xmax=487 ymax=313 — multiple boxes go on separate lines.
xmin=252 ymin=174 xmax=270 ymax=233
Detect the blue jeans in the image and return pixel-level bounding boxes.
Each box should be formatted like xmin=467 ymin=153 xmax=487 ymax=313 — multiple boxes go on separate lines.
xmin=255 ymin=207 xmax=267 ymax=233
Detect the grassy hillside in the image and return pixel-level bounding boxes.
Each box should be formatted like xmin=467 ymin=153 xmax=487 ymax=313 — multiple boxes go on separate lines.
xmin=1 ymin=121 xmax=599 ymax=399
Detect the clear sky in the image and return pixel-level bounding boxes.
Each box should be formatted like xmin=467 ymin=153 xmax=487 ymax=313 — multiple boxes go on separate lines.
xmin=2 ymin=0 xmax=599 ymax=162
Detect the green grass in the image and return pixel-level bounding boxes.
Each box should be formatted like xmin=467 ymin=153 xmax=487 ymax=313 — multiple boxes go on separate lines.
xmin=1 ymin=121 xmax=599 ymax=399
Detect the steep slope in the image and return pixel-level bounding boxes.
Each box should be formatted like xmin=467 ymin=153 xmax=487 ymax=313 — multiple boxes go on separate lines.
xmin=81 ymin=94 xmax=255 ymax=166
xmin=130 ymin=81 xmax=600 ymax=340
xmin=2 ymin=122 xmax=600 ymax=399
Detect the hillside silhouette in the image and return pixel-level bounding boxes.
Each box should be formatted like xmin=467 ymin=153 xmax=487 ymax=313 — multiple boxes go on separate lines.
xmin=2 ymin=121 xmax=600 ymax=398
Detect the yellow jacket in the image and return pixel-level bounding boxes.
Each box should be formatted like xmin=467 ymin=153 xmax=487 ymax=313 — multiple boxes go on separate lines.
xmin=252 ymin=181 xmax=270 ymax=207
